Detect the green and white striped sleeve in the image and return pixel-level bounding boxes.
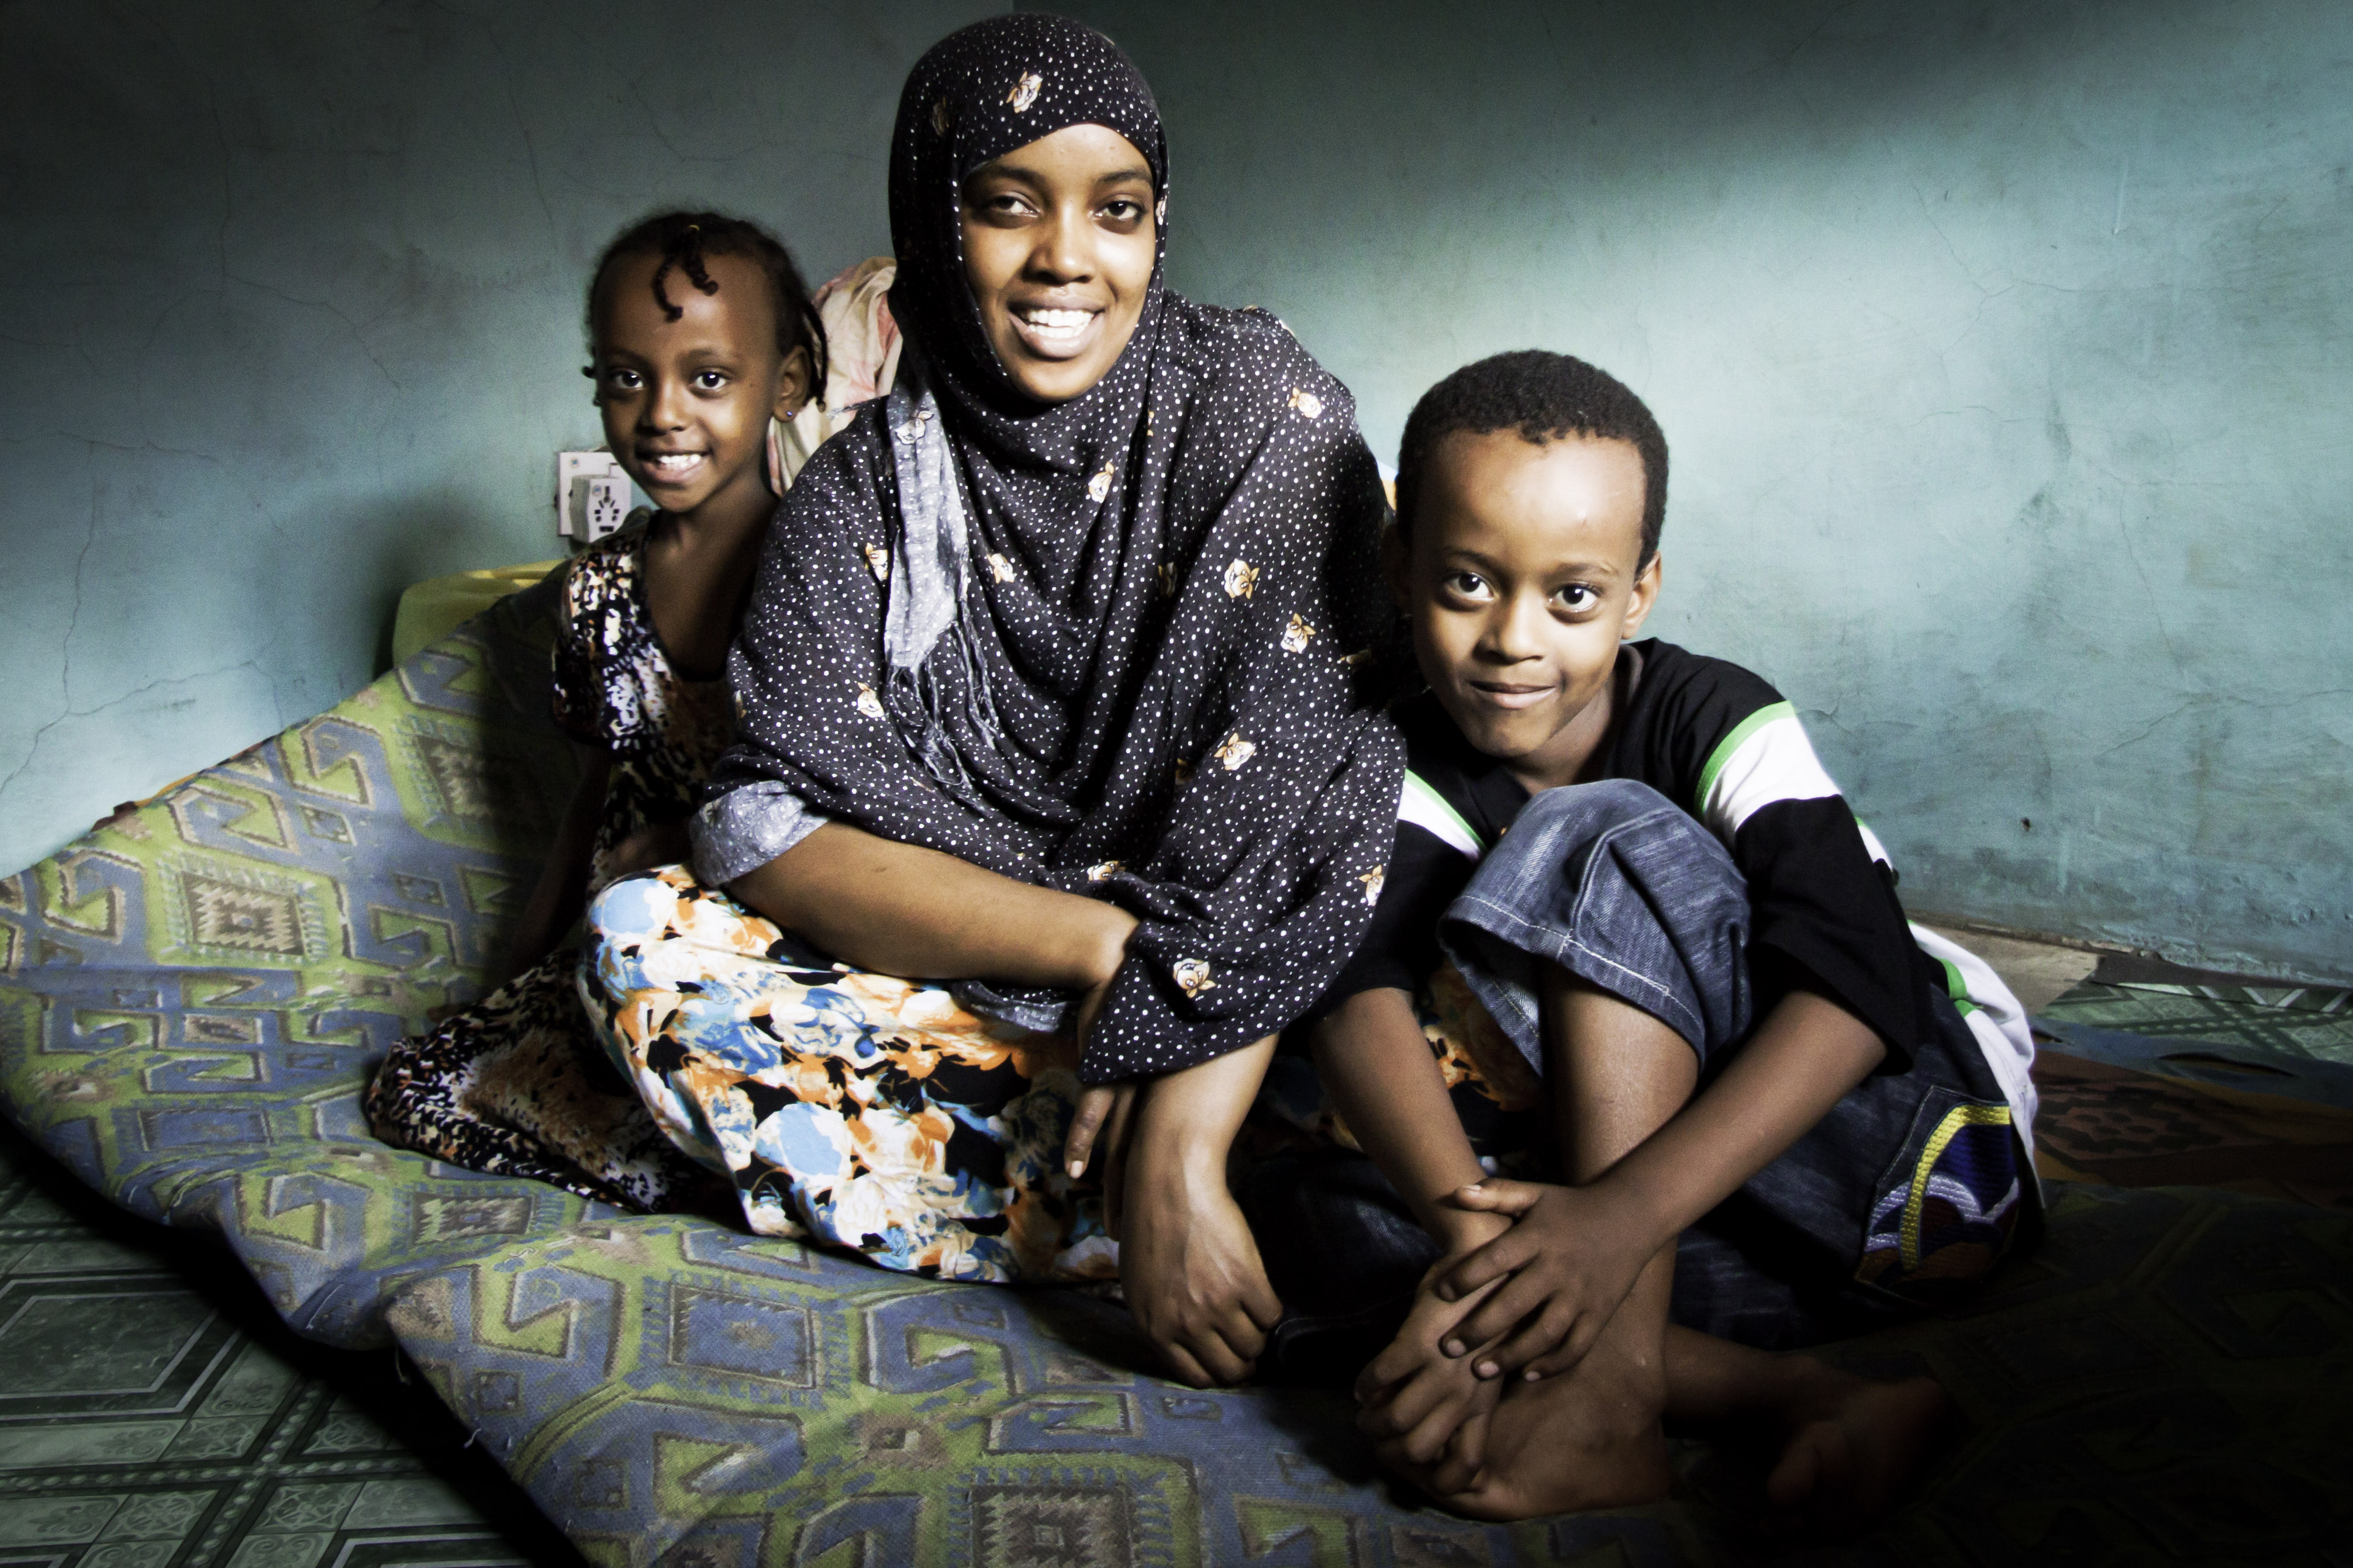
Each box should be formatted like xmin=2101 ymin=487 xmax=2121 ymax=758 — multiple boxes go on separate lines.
xmin=1692 ymin=701 xmax=1894 ymax=868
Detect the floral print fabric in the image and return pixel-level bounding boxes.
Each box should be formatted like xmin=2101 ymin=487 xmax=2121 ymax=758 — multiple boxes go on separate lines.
xmin=581 ymin=870 xmax=1536 ymax=1283
xmin=585 ymin=866 xmax=1115 ymax=1283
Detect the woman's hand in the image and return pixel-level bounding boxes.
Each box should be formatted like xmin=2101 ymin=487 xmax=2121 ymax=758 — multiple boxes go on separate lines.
xmin=1120 ymin=1144 xmax=1283 ymax=1385
xmin=1114 ymin=1034 xmax=1284 ymax=1385
xmin=1059 ymin=930 xmax=1142 ymax=1200
xmin=1063 ymin=1080 xmax=1134 ymax=1187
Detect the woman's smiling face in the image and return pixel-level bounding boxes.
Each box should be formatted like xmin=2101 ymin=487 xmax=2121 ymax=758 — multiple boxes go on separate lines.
xmin=960 ymin=122 xmax=1157 ymax=403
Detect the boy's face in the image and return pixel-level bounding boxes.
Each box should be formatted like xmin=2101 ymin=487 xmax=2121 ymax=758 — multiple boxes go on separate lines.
xmin=1393 ymin=430 xmax=1661 ymax=790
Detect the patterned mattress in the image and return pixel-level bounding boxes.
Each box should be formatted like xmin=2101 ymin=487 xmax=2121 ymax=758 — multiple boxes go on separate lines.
xmin=2 ymin=591 xmax=2347 ymax=1565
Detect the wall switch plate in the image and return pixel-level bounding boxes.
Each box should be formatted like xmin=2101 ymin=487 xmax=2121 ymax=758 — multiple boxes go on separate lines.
xmin=557 ymin=451 xmax=628 ymax=538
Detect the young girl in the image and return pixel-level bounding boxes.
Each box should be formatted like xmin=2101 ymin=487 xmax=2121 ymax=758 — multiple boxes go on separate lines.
xmin=367 ymin=214 xmax=889 ymax=1208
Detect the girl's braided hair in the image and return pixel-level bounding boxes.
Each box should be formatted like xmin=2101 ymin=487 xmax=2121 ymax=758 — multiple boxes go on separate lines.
xmin=586 ymin=210 xmax=830 ymax=403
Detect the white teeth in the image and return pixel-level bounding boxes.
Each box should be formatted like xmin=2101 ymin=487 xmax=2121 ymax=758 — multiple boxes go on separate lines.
xmin=646 ymin=453 xmax=702 ymax=472
xmin=1016 ymin=307 xmax=1092 ymax=339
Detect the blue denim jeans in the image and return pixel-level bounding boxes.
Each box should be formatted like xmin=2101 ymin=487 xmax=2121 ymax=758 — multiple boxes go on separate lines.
xmin=1445 ymin=779 xmax=1757 ymax=1068
xmin=1249 ymin=779 xmax=2030 ymax=1376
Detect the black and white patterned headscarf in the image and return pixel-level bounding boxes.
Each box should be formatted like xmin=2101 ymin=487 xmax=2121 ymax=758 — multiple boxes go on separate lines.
xmin=709 ymin=13 xmax=1403 ymax=1080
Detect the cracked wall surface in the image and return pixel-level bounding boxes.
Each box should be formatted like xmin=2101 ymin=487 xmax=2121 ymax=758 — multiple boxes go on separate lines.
xmin=1066 ymin=0 xmax=2351 ymax=982
xmin=0 ymin=0 xmax=992 ymax=878
xmin=5 ymin=0 xmax=2349 ymax=981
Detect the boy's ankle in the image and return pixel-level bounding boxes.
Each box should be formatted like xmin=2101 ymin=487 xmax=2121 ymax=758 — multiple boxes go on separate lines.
xmin=1560 ymin=1264 xmax=1676 ymax=1419
xmin=1431 ymin=1208 xmax=1513 ymax=1258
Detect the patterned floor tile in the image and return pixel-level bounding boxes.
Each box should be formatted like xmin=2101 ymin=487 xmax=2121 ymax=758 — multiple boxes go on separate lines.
xmin=0 ymin=1120 xmax=579 ymax=1568
xmin=2041 ymin=980 xmax=2353 ymax=1066
xmin=2030 ymin=978 xmax=2353 ymax=1207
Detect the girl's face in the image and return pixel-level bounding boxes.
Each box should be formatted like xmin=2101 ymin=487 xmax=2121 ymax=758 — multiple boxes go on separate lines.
xmin=589 ymin=251 xmax=809 ymax=522
xmin=960 ymin=122 xmax=1156 ymax=403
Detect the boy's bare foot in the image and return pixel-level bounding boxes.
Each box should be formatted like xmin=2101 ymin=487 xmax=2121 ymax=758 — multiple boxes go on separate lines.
xmin=1381 ymin=1324 xmax=1672 ymax=1520
xmin=1757 ymin=1366 xmax=1952 ymax=1540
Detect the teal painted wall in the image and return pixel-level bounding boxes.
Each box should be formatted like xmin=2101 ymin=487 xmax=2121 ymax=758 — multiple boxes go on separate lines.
xmin=0 ymin=0 xmax=989 ymax=873
xmin=5 ymin=2 xmax=2347 ymax=979
xmin=1071 ymin=0 xmax=2353 ymax=982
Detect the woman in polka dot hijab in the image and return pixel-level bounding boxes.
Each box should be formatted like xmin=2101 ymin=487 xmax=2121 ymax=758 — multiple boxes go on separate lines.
xmin=582 ymin=16 xmax=1400 ymax=1372
xmin=707 ymin=13 xmax=1402 ymax=1080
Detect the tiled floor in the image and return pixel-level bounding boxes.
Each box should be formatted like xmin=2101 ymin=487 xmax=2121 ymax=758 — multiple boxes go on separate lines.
xmin=1937 ymin=924 xmax=2353 ymax=1205
xmin=1919 ymin=925 xmax=2099 ymax=1013
xmin=2041 ymin=977 xmax=2353 ymax=1068
xmin=0 ymin=1120 xmax=582 ymax=1568
xmin=1925 ymin=923 xmax=2353 ymax=1066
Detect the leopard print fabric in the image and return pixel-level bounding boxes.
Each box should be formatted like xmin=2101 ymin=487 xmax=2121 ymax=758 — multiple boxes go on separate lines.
xmin=365 ymin=951 xmax=723 ymax=1209
xmin=550 ymin=517 xmax=735 ymax=882
xmin=366 ymin=519 xmax=734 ymax=1211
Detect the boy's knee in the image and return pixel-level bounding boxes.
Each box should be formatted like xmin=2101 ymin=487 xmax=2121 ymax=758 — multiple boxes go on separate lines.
xmin=1454 ymin=778 xmax=1749 ymax=1051
xmin=1516 ymin=778 xmax=1692 ymax=847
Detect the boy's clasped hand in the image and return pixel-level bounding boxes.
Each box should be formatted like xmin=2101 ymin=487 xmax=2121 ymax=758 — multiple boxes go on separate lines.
xmin=1353 ymin=1178 xmax=1659 ymax=1462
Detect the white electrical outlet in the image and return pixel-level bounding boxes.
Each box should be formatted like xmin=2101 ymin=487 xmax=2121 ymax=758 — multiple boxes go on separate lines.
xmin=557 ymin=450 xmax=628 ymax=538
xmin=584 ymin=473 xmax=629 ymax=541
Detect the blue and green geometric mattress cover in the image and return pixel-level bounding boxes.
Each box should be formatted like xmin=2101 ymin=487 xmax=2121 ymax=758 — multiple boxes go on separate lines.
xmin=2 ymin=590 xmax=2347 ymax=1564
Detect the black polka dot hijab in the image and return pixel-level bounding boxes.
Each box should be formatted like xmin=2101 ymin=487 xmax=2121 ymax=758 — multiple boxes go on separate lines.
xmin=712 ymin=13 xmax=1405 ymax=1080
xmin=885 ymin=11 xmax=1168 ymax=413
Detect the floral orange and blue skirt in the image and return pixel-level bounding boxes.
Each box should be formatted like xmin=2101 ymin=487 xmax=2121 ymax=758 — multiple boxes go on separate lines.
xmin=580 ymin=865 xmax=1115 ymax=1283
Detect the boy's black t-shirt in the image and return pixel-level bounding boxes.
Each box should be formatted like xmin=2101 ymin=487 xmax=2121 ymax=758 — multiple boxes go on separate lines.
xmin=1313 ymin=638 xmax=1947 ymax=1066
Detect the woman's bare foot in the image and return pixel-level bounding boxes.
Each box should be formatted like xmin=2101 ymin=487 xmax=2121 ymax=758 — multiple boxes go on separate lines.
xmin=1757 ymin=1365 xmax=1952 ymax=1540
xmin=1385 ymin=1323 xmax=1673 ymax=1520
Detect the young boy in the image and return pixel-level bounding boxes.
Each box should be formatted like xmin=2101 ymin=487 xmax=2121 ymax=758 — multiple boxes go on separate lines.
xmin=1307 ymin=350 xmax=2038 ymax=1530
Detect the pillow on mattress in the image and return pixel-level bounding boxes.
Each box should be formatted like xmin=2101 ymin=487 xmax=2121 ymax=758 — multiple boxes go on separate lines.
xmin=0 ymin=582 xmax=595 ymax=1346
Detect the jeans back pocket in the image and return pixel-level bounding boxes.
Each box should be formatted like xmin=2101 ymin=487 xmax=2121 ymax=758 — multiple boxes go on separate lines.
xmin=1856 ymin=1084 xmax=2032 ymax=1299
